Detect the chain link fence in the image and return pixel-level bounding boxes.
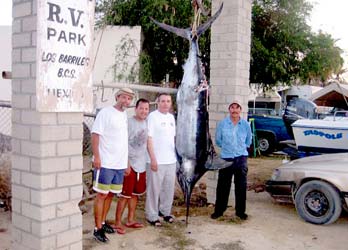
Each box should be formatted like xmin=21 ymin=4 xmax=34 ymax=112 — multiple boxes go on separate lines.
xmin=83 ymin=113 xmax=95 ymax=156
xmin=0 ymin=103 xmax=12 ymax=155
xmin=0 ymin=103 xmax=11 ymax=137
xmin=0 ymin=103 xmax=12 ymax=210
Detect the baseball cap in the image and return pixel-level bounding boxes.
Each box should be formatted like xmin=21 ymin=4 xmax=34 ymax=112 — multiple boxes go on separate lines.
xmin=116 ymin=87 xmax=135 ymax=98
xmin=228 ymin=100 xmax=242 ymax=109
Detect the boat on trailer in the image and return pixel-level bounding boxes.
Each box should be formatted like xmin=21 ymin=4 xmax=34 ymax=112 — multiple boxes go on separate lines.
xmin=292 ymin=112 xmax=348 ymax=153
xmin=283 ymin=82 xmax=348 ymax=156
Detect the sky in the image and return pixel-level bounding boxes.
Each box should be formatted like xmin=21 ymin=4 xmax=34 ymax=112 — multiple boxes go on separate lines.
xmin=308 ymin=0 xmax=348 ymax=74
xmin=1 ymin=0 xmax=12 ymax=26
xmin=1 ymin=0 xmax=348 ymax=73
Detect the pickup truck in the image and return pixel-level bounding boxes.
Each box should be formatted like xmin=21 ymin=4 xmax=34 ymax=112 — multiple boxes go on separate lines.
xmin=248 ymin=113 xmax=292 ymax=154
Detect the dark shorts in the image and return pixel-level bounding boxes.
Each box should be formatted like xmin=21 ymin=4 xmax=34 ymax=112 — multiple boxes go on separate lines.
xmin=93 ymin=168 xmax=125 ymax=194
xmin=119 ymin=167 xmax=146 ymax=198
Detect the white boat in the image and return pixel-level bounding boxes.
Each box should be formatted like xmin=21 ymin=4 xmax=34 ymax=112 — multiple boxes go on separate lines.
xmin=292 ymin=116 xmax=348 ymax=153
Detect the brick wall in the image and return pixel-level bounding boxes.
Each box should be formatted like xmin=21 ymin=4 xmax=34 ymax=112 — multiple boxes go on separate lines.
xmin=207 ymin=0 xmax=252 ymax=205
xmin=11 ymin=1 xmax=84 ymax=249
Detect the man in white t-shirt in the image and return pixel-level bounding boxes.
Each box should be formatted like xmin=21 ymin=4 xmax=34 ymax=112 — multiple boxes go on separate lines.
xmin=146 ymin=93 xmax=177 ymax=227
xmin=91 ymin=87 xmax=134 ymax=242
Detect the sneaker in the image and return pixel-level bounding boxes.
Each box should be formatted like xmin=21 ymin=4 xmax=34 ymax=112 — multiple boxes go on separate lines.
xmin=102 ymin=222 xmax=115 ymax=234
xmin=236 ymin=213 xmax=248 ymax=220
xmin=93 ymin=228 xmax=108 ymax=243
xmin=210 ymin=212 xmax=222 ymax=219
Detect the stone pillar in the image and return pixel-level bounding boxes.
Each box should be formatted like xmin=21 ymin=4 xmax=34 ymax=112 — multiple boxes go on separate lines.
xmin=207 ymin=0 xmax=252 ymax=205
xmin=11 ymin=1 xmax=84 ymax=249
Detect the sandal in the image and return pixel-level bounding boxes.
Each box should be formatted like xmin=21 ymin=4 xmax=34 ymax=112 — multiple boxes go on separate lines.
xmin=163 ymin=216 xmax=174 ymax=223
xmin=125 ymin=222 xmax=144 ymax=228
xmin=147 ymin=219 xmax=162 ymax=227
xmin=111 ymin=225 xmax=126 ymax=235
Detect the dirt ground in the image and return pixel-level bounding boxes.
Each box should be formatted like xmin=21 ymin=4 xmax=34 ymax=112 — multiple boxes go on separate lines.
xmin=1 ymin=156 xmax=348 ymax=250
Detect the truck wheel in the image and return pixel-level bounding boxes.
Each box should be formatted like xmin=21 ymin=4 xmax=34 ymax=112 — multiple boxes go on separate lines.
xmin=257 ymin=135 xmax=275 ymax=154
xmin=295 ymin=180 xmax=342 ymax=225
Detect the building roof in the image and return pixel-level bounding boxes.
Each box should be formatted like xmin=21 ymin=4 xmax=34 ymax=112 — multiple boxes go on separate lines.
xmin=309 ymin=82 xmax=348 ymax=109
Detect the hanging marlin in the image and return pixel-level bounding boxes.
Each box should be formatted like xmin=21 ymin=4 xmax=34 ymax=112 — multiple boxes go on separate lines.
xmin=151 ymin=2 xmax=227 ymax=224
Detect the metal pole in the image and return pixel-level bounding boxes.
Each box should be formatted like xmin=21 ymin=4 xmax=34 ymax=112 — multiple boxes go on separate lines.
xmin=1 ymin=71 xmax=12 ymax=79
xmin=93 ymin=82 xmax=178 ymax=94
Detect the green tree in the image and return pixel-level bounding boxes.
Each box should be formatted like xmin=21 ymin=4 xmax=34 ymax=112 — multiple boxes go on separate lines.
xmin=299 ymin=32 xmax=343 ymax=84
xmin=251 ymin=0 xmax=344 ymax=87
xmin=96 ymin=0 xmax=211 ymax=84
xmin=96 ymin=0 xmax=345 ymax=87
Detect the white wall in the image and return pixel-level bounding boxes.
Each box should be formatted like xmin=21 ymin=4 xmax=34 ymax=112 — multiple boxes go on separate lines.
xmin=92 ymin=26 xmax=142 ymax=111
xmin=0 ymin=25 xmax=12 ymax=102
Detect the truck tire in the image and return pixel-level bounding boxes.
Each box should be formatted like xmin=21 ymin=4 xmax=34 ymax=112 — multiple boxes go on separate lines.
xmin=295 ymin=180 xmax=342 ymax=225
xmin=257 ymin=132 xmax=275 ymax=154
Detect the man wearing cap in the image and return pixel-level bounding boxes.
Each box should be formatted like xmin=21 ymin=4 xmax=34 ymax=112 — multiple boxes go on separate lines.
xmin=91 ymin=87 xmax=134 ymax=242
xmin=211 ymin=100 xmax=252 ymax=220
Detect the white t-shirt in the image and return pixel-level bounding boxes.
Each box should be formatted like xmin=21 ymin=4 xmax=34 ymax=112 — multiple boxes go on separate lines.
xmin=147 ymin=110 xmax=177 ymax=164
xmin=92 ymin=106 xmax=128 ymax=170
